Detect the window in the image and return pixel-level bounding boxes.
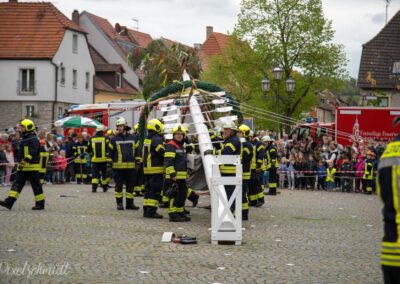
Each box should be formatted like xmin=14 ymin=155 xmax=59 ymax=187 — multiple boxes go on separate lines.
xmin=393 ymin=62 xmax=400 ymax=74
xmin=85 ymin=72 xmax=90 ymax=90
xmin=73 ymin=34 xmax=78 ymax=53
xmin=116 ymin=72 xmax=122 ymax=88
xmin=25 ymin=105 xmax=35 ymax=117
xmin=19 ymin=69 xmax=35 ymax=94
xmin=60 ymin=67 xmax=65 ymax=86
xmin=72 ymin=69 xmax=77 ymax=88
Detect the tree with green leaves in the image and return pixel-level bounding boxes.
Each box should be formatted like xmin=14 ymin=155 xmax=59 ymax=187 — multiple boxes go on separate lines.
xmin=234 ymin=0 xmax=347 ymax=132
xmin=129 ymin=39 xmax=202 ymax=99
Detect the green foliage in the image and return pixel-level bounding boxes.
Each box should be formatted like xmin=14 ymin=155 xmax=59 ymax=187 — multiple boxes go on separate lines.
xmin=132 ymin=39 xmax=202 ymax=99
xmin=233 ymin=0 xmax=347 ymax=132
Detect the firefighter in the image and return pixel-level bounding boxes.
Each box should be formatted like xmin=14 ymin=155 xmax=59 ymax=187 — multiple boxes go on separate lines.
xmin=164 ymin=125 xmax=191 ymax=222
xmin=87 ymin=125 xmax=109 ymax=193
xmin=238 ymin=124 xmax=253 ymax=220
xmin=209 ymin=128 xmax=223 ymax=151
xmin=206 ymin=121 xmax=241 ymax=208
xmin=363 ymin=151 xmax=375 ymax=194
xmin=39 ymin=139 xmax=49 ymax=185
xmin=73 ymin=133 xmax=89 ymax=184
xmin=377 ymin=130 xmax=400 ymax=283
xmin=264 ymin=136 xmax=278 ymax=195
xmin=133 ymin=124 xmax=144 ymax=197
xmin=143 ymin=119 xmax=165 ymax=219
xmin=108 ymin=117 xmax=140 ymax=210
xmin=249 ymin=131 xmax=265 ymax=206
xmin=0 ymin=119 xmax=45 ymax=210
xmin=105 ymin=130 xmax=116 ymax=187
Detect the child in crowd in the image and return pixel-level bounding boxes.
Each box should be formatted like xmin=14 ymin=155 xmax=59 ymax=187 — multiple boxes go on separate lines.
xmin=326 ymin=161 xmax=336 ymax=191
xmin=278 ymin=157 xmax=287 ymax=189
xmin=0 ymin=144 xmax=7 ymax=186
xmin=286 ymin=157 xmax=296 ymax=190
xmin=305 ymin=154 xmax=316 ymax=190
xmin=316 ymin=160 xmax=326 ymax=190
xmin=54 ymin=150 xmax=67 ymax=184
xmin=340 ymin=157 xmax=352 ymax=192
xmin=4 ymin=144 xmax=14 ymax=186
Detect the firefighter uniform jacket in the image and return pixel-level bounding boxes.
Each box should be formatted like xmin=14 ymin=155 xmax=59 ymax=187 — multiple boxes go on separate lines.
xmin=143 ymin=133 xmax=165 ymax=175
xmin=266 ymin=144 xmax=278 ymax=170
xmin=377 ymin=135 xmax=400 ymax=270
xmin=18 ymin=132 xmax=40 ymax=171
xmin=39 ymin=146 xmax=49 ymax=174
xmin=363 ymin=159 xmax=374 ymax=180
xmin=164 ymin=140 xmax=187 ymax=180
xmin=210 ymin=131 xmax=223 ymax=151
xmin=218 ymin=134 xmax=241 ymax=175
xmin=87 ymin=132 xmax=109 ymax=163
xmin=109 ymin=132 xmax=139 ymax=170
xmin=251 ymin=139 xmax=265 ymax=171
xmin=73 ymin=141 xmax=89 ymax=164
xmin=241 ymin=139 xmax=253 ymax=180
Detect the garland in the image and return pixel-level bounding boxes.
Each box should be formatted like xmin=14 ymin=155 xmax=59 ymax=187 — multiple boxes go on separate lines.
xmin=138 ymin=81 xmax=243 ymax=141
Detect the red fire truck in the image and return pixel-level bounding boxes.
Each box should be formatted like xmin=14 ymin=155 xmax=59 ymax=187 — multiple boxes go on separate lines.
xmin=290 ymin=107 xmax=400 ymax=146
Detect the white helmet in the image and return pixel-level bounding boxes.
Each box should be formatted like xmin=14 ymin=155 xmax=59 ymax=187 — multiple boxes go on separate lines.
xmin=116 ymin=117 xmax=127 ymax=126
xmin=262 ymin=135 xmax=272 ymax=142
xmin=222 ymin=120 xmax=238 ymax=131
xmin=96 ymin=125 xmax=105 ymax=131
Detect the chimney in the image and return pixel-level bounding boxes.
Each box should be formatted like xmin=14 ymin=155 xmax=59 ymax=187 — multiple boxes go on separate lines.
xmin=206 ymin=26 xmax=213 ymax=40
xmin=72 ymin=10 xmax=79 ymax=25
xmin=115 ymin=23 xmax=122 ymax=33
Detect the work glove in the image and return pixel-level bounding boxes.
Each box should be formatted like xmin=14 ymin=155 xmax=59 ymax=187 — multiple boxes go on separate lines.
xmin=203 ymin=149 xmax=214 ymax=156
xmin=17 ymin=160 xmax=27 ymax=171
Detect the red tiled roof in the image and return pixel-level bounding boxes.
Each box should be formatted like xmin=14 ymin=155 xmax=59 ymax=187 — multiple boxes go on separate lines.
xmin=0 ymin=2 xmax=86 ymax=59
xmin=95 ymin=76 xmax=114 ymax=93
xmin=160 ymin=37 xmax=192 ymax=50
xmin=201 ymin=32 xmax=231 ymax=57
xmin=127 ymin=29 xmax=153 ymax=48
xmin=89 ymin=44 xmax=108 ymax=65
xmin=95 ymin=76 xmax=137 ymax=95
xmin=83 ymin=11 xmax=126 ymax=57
xmin=95 ymin=64 xmax=124 ymax=73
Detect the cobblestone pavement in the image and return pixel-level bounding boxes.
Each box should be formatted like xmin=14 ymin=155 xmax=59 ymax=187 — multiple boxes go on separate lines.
xmin=0 ymin=184 xmax=382 ymax=284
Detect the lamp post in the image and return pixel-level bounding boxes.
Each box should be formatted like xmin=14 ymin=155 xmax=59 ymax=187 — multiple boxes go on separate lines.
xmin=261 ymin=67 xmax=296 ymax=137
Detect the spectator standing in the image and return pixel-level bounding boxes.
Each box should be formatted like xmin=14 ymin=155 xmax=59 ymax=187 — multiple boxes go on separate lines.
xmin=278 ymin=157 xmax=287 ymax=189
xmin=4 ymin=144 xmax=14 ymax=186
xmin=316 ymin=160 xmax=326 ymax=190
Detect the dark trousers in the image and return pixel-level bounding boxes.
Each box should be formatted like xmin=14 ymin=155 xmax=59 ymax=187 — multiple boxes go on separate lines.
xmin=74 ymin=163 xmax=87 ymax=184
xmin=167 ymin=179 xmax=188 ymax=215
xmin=268 ymin=167 xmax=277 ymax=195
xmin=249 ymin=170 xmax=263 ymax=204
xmin=5 ymin=171 xmax=45 ymax=207
xmin=134 ymin=165 xmax=144 ymax=195
xmin=91 ymin=162 xmax=108 ymax=191
xmin=242 ymin=179 xmax=249 ymax=218
xmin=306 ymin=176 xmax=315 ymax=189
xmin=114 ymin=169 xmax=136 ymax=205
xmin=144 ymin=174 xmax=163 ymax=214
xmin=364 ymin=178 xmax=373 ymax=194
xmin=317 ymin=177 xmax=325 ymax=190
xmin=382 ymin=267 xmax=400 ymax=284
xmin=341 ymin=178 xmax=351 ymax=192
xmin=65 ymin=160 xmax=75 ymax=182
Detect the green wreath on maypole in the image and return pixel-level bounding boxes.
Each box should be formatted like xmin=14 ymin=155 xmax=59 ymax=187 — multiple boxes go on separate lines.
xmin=138 ymin=80 xmax=243 ymax=141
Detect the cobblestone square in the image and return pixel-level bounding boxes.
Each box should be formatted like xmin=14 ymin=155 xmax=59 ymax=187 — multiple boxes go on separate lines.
xmin=0 ymin=185 xmax=382 ymax=283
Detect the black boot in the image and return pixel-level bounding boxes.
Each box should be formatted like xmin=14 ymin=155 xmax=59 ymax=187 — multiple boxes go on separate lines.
xmin=178 ymin=212 xmax=191 ymax=221
xmin=32 ymin=200 xmax=45 ymax=210
xmin=158 ymin=202 xmax=168 ymax=208
xmin=102 ymin=185 xmax=108 ymax=192
xmin=242 ymin=210 xmax=249 ymax=221
xmin=126 ymin=199 xmax=139 ymax=210
xmin=0 ymin=200 xmax=13 ymax=210
xmin=117 ymin=203 xmax=124 ymax=210
xmin=191 ymin=194 xmax=199 ymax=207
xmin=169 ymin=213 xmax=187 ymax=222
xmin=144 ymin=208 xmax=163 ymax=219
xmin=92 ymin=184 xmax=97 ymax=193
xmin=183 ymin=208 xmax=190 ymax=215
xmin=255 ymin=200 xmax=264 ymax=207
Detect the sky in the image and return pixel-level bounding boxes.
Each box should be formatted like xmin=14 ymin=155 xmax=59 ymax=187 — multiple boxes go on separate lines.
xmin=46 ymin=0 xmax=400 ymax=77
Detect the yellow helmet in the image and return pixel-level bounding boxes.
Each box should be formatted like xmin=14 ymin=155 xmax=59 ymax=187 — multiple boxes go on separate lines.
xmin=20 ymin=119 xmax=35 ymax=132
xmin=173 ymin=124 xmax=187 ymax=136
xmin=107 ymin=129 xmax=116 ymax=136
xmin=134 ymin=124 xmax=139 ymax=132
xmin=239 ymin=124 xmax=251 ymax=138
xmin=147 ymin=119 xmax=164 ymax=134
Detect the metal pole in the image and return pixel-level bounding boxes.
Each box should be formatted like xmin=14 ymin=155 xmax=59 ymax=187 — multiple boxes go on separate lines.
xmin=275 ymin=82 xmax=279 ymax=136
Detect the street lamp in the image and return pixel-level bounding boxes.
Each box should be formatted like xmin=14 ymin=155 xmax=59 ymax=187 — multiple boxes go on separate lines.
xmin=261 ymin=76 xmax=270 ymax=93
xmin=286 ymin=77 xmax=296 ymax=93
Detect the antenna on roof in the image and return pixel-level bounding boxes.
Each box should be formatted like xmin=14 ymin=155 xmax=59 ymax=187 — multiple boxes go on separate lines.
xmin=132 ymin=18 xmax=139 ymax=31
xmin=385 ymin=0 xmax=392 ymax=24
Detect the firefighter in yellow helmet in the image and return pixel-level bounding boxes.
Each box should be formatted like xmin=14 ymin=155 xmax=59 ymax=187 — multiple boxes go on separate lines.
xmin=263 ymin=135 xmax=278 ymax=196
xmin=87 ymin=124 xmax=109 ymax=193
xmin=142 ymin=118 xmax=165 ymax=218
xmin=377 ymin=117 xmax=400 ymax=283
xmin=72 ymin=133 xmax=89 ymax=184
xmin=133 ymin=123 xmax=144 ymax=197
xmin=164 ymin=125 xmax=191 ymax=222
xmin=238 ymin=124 xmax=253 ymax=220
xmin=108 ymin=117 xmax=141 ymax=210
xmin=0 ymin=119 xmax=45 ymax=210
xmin=249 ymin=131 xmax=265 ymax=207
